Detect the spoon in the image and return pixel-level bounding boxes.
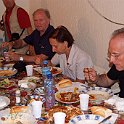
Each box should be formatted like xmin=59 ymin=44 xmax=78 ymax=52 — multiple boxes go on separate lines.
xmin=98 ymin=115 xmax=112 ymax=124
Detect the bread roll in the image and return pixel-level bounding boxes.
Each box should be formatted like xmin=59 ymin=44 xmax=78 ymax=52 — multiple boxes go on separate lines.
xmin=90 ymin=106 xmax=112 ymax=117
xmin=11 ymin=106 xmax=28 ymax=113
xmin=58 ymin=79 xmax=72 ymax=88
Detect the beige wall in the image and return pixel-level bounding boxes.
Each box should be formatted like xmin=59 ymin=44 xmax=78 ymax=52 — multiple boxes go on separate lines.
xmin=41 ymin=0 xmax=124 ymax=70
xmin=0 ymin=0 xmax=124 ymax=70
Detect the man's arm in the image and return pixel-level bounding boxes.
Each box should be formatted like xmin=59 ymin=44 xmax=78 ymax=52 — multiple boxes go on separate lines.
xmin=11 ymin=39 xmax=27 ymax=49
xmin=95 ymin=74 xmax=115 ymax=87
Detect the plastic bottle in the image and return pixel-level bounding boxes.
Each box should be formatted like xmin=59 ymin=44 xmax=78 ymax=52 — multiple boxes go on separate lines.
xmin=41 ymin=60 xmax=50 ymax=80
xmin=44 ymin=73 xmax=55 ymax=111
xmin=42 ymin=60 xmax=48 ymax=67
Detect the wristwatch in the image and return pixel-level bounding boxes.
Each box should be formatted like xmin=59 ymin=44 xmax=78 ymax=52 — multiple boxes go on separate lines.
xmin=19 ymin=56 xmax=23 ymax=61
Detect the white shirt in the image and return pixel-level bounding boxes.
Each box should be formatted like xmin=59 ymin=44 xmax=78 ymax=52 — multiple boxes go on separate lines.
xmin=51 ymin=44 xmax=93 ymax=80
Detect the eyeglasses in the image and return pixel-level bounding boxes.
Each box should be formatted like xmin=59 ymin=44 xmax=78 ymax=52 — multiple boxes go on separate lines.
xmin=107 ymin=52 xmax=124 ymax=61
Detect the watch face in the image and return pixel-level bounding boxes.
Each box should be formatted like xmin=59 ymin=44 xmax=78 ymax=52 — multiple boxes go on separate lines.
xmin=20 ymin=57 xmax=23 ymax=61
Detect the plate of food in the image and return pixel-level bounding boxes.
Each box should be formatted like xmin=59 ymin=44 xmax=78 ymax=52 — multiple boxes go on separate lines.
xmin=33 ymin=66 xmax=62 ymax=76
xmin=0 ymin=78 xmax=16 ymax=88
xmin=23 ymin=76 xmax=40 ymax=83
xmin=69 ymin=114 xmax=111 ymax=124
xmin=0 ymin=67 xmax=17 ymax=79
xmin=84 ymin=87 xmax=114 ymax=105
xmin=47 ymin=106 xmax=83 ymax=123
xmin=50 ymin=67 xmax=62 ymax=76
xmin=0 ymin=96 xmax=10 ymax=109
xmin=55 ymin=89 xmax=80 ymax=104
xmin=18 ymin=80 xmax=36 ymax=89
xmin=0 ymin=112 xmax=37 ymax=124
xmin=56 ymin=79 xmax=88 ymax=92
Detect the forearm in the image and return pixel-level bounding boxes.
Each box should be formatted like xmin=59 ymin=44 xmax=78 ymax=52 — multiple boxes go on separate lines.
xmin=95 ymin=74 xmax=114 ymax=87
xmin=12 ymin=39 xmax=26 ymax=49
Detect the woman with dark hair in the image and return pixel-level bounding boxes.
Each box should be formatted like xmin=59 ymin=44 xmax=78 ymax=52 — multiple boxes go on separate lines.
xmin=50 ymin=26 xmax=93 ymax=83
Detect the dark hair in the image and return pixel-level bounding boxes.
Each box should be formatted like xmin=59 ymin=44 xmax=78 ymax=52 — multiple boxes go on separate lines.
xmin=33 ymin=8 xmax=50 ymax=19
xmin=49 ymin=26 xmax=74 ymax=47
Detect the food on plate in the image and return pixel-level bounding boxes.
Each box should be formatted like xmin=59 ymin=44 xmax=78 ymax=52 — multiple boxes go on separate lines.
xmin=90 ymin=106 xmax=112 ymax=117
xmin=10 ymin=106 xmax=28 ymax=113
xmin=47 ymin=106 xmax=82 ymax=123
xmin=88 ymin=92 xmax=110 ymax=101
xmin=0 ymin=70 xmax=15 ymax=77
xmin=50 ymin=67 xmax=58 ymax=74
xmin=58 ymin=79 xmax=72 ymax=88
xmin=0 ymin=78 xmax=15 ymax=88
xmin=56 ymin=91 xmax=79 ymax=102
xmin=1 ymin=113 xmax=36 ymax=124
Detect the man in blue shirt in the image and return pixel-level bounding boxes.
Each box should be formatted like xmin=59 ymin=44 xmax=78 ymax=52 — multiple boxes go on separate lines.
xmin=2 ymin=8 xmax=55 ymax=64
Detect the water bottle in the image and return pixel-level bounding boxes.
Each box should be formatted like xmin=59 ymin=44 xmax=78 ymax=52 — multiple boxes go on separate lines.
xmin=44 ymin=73 xmax=55 ymax=111
xmin=41 ymin=60 xmax=50 ymax=80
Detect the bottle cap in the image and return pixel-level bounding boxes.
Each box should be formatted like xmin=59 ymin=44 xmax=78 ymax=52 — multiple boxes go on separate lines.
xmin=43 ymin=60 xmax=48 ymax=65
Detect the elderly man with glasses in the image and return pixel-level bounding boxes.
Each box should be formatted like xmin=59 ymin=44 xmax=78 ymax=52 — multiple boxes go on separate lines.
xmin=84 ymin=28 xmax=124 ymax=98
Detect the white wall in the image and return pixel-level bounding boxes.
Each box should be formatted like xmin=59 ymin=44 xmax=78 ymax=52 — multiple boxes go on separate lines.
xmin=41 ymin=0 xmax=124 ymax=70
xmin=0 ymin=0 xmax=124 ymax=70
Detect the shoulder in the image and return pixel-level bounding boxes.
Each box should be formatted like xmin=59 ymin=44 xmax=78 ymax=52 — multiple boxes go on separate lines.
xmin=17 ymin=7 xmax=29 ymax=16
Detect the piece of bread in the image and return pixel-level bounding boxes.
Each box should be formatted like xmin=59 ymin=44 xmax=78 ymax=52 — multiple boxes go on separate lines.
xmin=10 ymin=106 xmax=28 ymax=113
xmin=90 ymin=106 xmax=112 ymax=117
xmin=58 ymin=79 xmax=72 ymax=88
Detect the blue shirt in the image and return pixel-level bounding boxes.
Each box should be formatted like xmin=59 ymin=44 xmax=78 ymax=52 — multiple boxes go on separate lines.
xmin=23 ymin=25 xmax=55 ymax=60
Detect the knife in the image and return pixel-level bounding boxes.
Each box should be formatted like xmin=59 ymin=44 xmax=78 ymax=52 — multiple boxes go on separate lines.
xmin=98 ymin=115 xmax=112 ymax=124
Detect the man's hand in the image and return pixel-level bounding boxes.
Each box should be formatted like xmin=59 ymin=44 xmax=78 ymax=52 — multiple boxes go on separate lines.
xmin=1 ymin=42 xmax=13 ymax=51
xmin=7 ymin=51 xmax=20 ymax=61
xmin=84 ymin=68 xmax=98 ymax=82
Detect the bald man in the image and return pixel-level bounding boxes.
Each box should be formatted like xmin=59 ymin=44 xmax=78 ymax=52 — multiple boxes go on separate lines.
xmin=84 ymin=28 xmax=124 ymax=98
xmin=2 ymin=8 xmax=55 ymax=64
xmin=0 ymin=0 xmax=32 ymax=54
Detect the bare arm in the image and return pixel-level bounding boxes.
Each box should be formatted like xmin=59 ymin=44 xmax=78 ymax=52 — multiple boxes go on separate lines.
xmin=84 ymin=68 xmax=115 ymax=87
xmin=12 ymin=39 xmax=27 ymax=49
xmin=27 ymin=26 xmax=33 ymax=35
xmin=95 ymin=74 xmax=115 ymax=87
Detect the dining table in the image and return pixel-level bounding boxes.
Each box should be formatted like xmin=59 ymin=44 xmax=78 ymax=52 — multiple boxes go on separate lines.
xmin=0 ymin=60 xmax=123 ymax=124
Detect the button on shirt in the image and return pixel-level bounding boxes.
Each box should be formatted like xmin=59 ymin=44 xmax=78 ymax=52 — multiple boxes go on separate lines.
xmin=23 ymin=25 xmax=55 ymax=60
xmin=51 ymin=44 xmax=93 ymax=80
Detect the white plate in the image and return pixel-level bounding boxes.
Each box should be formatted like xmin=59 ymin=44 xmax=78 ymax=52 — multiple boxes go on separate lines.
xmin=55 ymin=90 xmax=80 ymax=104
xmin=0 ymin=113 xmax=37 ymax=124
xmin=0 ymin=96 xmax=10 ymax=109
xmin=0 ymin=67 xmax=17 ymax=79
xmin=56 ymin=82 xmax=88 ymax=91
xmin=34 ymin=67 xmax=62 ymax=76
xmin=18 ymin=80 xmax=36 ymax=89
xmin=23 ymin=76 xmax=40 ymax=81
xmin=69 ymin=114 xmax=111 ymax=124
xmin=84 ymin=87 xmax=114 ymax=104
xmin=4 ymin=63 xmax=14 ymax=68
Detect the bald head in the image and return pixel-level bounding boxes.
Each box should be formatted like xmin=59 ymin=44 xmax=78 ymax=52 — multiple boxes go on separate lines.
xmin=33 ymin=8 xmax=50 ymax=19
xmin=108 ymin=28 xmax=124 ymax=71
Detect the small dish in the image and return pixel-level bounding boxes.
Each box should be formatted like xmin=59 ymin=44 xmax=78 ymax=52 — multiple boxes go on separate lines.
xmin=18 ymin=80 xmax=36 ymax=89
